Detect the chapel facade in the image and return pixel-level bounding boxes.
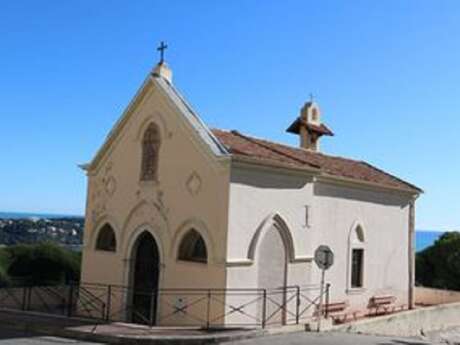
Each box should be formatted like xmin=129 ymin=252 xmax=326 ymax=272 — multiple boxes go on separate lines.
xmin=80 ymin=57 xmax=421 ymax=327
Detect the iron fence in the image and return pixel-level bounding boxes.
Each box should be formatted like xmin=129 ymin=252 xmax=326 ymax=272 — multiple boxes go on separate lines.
xmin=0 ymin=282 xmax=330 ymax=329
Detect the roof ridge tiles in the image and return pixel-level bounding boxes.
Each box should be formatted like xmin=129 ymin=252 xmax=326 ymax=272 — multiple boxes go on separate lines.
xmin=227 ymin=129 xmax=357 ymax=163
xmin=230 ymin=130 xmax=321 ymax=169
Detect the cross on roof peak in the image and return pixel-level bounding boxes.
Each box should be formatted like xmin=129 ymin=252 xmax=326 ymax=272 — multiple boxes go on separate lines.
xmin=157 ymin=41 xmax=168 ymax=64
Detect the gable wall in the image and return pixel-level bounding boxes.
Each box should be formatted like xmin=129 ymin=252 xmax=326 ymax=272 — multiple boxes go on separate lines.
xmin=80 ymin=79 xmax=231 ymax=295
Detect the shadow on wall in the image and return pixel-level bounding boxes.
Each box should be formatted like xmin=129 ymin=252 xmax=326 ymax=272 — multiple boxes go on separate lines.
xmin=230 ymin=168 xmax=311 ymax=189
xmin=314 ymin=183 xmax=410 ymax=208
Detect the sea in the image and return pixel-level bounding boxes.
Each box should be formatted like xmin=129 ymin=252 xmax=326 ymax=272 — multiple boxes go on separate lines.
xmin=0 ymin=211 xmax=83 ymax=220
xmin=0 ymin=211 xmax=444 ymax=252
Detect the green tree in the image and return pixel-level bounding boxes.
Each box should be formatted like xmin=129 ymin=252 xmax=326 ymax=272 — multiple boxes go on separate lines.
xmin=416 ymin=231 xmax=460 ymax=290
xmin=4 ymin=242 xmax=81 ymax=286
xmin=0 ymin=248 xmax=9 ymax=287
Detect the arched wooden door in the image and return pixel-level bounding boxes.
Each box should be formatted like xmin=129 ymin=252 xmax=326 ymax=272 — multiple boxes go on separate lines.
xmin=131 ymin=231 xmax=160 ymax=325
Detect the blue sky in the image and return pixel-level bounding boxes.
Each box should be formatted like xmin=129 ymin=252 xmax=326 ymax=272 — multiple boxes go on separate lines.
xmin=0 ymin=1 xmax=459 ymax=230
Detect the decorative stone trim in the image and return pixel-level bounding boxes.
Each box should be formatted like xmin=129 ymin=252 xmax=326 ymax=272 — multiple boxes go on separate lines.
xmin=186 ymin=171 xmax=202 ymax=196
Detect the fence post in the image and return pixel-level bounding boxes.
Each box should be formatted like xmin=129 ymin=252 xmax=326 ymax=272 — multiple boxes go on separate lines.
xmin=106 ymin=285 xmax=112 ymax=321
xmin=67 ymin=284 xmax=74 ymax=317
xmin=325 ymin=283 xmax=331 ymax=319
xmin=21 ymin=286 xmax=28 ymax=311
xmin=261 ymin=289 xmax=267 ymax=329
xmin=27 ymin=286 xmax=32 ymax=311
xmin=206 ymin=289 xmax=211 ymax=329
xmin=150 ymin=290 xmax=161 ymax=327
xmin=295 ymin=286 xmax=300 ymax=324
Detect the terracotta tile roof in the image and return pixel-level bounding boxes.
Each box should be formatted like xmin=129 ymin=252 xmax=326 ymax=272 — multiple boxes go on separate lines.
xmin=211 ymin=129 xmax=421 ymax=193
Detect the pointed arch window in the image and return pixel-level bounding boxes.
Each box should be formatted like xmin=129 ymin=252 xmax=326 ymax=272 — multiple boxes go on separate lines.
xmin=95 ymin=223 xmax=117 ymax=252
xmin=348 ymin=225 xmax=365 ymax=289
xmin=178 ymin=229 xmax=208 ymax=264
xmin=140 ymin=123 xmax=161 ymax=181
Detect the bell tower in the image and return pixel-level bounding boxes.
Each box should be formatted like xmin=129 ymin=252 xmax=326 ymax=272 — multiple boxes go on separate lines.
xmin=286 ymin=100 xmax=333 ymax=152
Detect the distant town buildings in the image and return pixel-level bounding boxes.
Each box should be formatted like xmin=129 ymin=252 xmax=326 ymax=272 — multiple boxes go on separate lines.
xmin=0 ymin=218 xmax=84 ymax=250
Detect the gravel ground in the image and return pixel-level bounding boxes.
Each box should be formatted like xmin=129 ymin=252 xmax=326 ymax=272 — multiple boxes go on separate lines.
xmin=425 ymin=328 xmax=460 ymax=344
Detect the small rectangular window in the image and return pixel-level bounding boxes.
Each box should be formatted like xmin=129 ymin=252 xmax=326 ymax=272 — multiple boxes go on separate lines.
xmin=351 ymin=249 xmax=364 ymax=288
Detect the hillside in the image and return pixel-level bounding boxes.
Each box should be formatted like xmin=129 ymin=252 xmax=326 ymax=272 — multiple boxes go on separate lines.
xmin=0 ymin=217 xmax=84 ymax=250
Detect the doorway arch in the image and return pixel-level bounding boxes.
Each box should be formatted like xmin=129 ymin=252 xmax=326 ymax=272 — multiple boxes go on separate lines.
xmin=131 ymin=231 xmax=160 ymax=325
xmin=256 ymin=223 xmax=288 ymax=326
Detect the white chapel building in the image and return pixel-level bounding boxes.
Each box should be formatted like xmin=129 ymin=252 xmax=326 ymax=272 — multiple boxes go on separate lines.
xmin=80 ymin=57 xmax=422 ymax=326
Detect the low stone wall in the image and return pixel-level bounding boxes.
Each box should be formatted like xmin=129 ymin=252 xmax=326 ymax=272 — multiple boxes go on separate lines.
xmin=334 ymin=302 xmax=460 ymax=337
xmin=415 ymin=286 xmax=460 ymax=306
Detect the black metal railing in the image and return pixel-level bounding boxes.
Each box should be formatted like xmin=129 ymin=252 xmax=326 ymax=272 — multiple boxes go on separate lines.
xmin=0 ymin=282 xmax=330 ymax=329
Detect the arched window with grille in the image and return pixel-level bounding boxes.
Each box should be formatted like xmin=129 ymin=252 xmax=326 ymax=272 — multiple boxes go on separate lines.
xmin=95 ymin=223 xmax=117 ymax=252
xmin=140 ymin=123 xmax=161 ymax=181
xmin=178 ymin=229 xmax=208 ymax=264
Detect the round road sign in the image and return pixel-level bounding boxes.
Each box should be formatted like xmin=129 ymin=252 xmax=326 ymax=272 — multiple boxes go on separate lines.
xmin=314 ymin=245 xmax=334 ymax=270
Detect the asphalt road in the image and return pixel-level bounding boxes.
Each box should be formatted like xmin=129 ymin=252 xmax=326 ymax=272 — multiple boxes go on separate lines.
xmin=0 ymin=326 xmax=454 ymax=345
xmin=0 ymin=327 xmax=105 ymax=345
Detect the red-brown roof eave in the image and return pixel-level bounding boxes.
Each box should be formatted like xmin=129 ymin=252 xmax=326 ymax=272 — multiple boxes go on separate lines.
xmin=211 ymin=128 xmax=421 ymax=194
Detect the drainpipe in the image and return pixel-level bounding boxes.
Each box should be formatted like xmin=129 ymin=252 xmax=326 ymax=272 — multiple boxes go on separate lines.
xmin=408 ymin=197 xmax=416 ymax=309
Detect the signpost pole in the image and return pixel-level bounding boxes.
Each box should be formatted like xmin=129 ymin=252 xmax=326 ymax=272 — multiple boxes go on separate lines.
xmin=317 ymin=268 xmax=325 ymax=332
xmin=314 ymin=245 xmax=334 ymax=332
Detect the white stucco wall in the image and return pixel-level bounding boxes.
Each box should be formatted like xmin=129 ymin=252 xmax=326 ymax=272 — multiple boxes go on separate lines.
xmin=224 ymin=165 xmax=316 ymax=325
xmin=313 ymin=182 xmax=411 ymax=311
xmin=226 ymin=165 xmax=315 ymax=288
xmin=225 ymin=163 xmax=412 ymax=316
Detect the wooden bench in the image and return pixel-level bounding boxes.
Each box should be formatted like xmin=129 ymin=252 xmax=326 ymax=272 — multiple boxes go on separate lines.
xmin=316 ymin=301 xmax=359 ymax=324
xmin=368 ymin=295 xmax=397 ymax=315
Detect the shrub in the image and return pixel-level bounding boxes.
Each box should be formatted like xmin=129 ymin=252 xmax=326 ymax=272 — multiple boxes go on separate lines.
xmin=6 ymin=242 xmax=81 ymax=286
xmin=0 ymin=265 xmax=9 ymax=287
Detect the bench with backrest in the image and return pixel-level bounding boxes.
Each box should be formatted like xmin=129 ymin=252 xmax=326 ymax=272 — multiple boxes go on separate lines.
xmin=316 ymin=301 xmax=360 ymax=323
xmin=368 ymin=295 xmax=398 ymax=315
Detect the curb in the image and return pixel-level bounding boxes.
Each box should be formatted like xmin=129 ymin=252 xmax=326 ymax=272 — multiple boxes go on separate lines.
xmin=0 ymin=313 xmax=267 ymax=345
